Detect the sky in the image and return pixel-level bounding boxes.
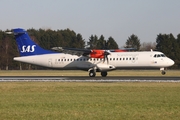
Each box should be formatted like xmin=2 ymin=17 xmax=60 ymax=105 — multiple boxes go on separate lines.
xmin=1 ymin=0 xmax=180 ymax=47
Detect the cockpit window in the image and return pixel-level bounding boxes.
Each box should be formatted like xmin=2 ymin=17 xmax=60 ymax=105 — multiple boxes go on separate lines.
xmin=161 ymin=54 xmax=166 ymax=57
xmin=154 ymin=54 xmax=166 ymax=58
xmin=157 ymin=54 xmax=161 ymax=57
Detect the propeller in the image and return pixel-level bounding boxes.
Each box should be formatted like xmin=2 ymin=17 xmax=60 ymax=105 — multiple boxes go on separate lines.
xmin=102 ymin=40 xmax=110 ymax=64
xmin=103 ymin=50 xmax=110 ymax=64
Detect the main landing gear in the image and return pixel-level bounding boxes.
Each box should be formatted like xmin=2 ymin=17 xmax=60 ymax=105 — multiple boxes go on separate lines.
xmin=89 ymin=70 xmax=107 ymax=77
xmin=89 ymin=70 xmax=96 ymax=77
xmin=101 ymin=72 xmax=107 ymax=77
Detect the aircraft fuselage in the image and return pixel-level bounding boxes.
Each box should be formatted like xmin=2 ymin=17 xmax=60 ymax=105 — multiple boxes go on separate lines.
xmin=14 ymin=51 xmax=174 ymax=71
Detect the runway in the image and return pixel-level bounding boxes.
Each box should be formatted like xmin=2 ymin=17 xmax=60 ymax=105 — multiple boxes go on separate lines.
xmin=0 ymin=76 xmax=180 ymax=82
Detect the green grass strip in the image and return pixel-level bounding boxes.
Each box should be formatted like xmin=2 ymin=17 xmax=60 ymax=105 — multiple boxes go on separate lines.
xmin=0 ymin=82 xmax=180 ymax=120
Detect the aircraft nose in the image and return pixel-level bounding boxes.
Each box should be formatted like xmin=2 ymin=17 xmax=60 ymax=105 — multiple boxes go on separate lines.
xmin=168 ymin=59 xmax=174 ymax=66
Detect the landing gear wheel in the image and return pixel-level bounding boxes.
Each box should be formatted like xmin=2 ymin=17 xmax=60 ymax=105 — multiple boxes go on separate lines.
xmin=161 ymin=71 xmax=166 ymax=75
xmin=101 ymin=72 xmax=107 ymax=77
xmin=89 ymin=70 xmax=96 ymax=77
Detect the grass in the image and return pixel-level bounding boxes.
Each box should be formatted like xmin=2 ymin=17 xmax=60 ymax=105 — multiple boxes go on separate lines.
xmin=0 ymin=70 xmax=180 ymax=76
xmin=0 ymin=82 xmax=180 ymax=120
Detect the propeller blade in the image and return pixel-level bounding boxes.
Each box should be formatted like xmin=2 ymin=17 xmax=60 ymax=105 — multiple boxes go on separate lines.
xmin=103 ymin=50 xmax=110 ymax=64
xmin=105 ymin=54 xmax=109 ymax=64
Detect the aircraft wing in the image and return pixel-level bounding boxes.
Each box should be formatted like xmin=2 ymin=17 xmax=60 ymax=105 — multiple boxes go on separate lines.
xmin=52 ymin=47 xmax=91 ymax=56
xmin=52 ymin=47 xmax=136 ymax=58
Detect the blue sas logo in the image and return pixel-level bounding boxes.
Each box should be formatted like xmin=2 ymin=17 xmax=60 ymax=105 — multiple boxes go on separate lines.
xmin=21 ymin=45 xmax=36 ymax=53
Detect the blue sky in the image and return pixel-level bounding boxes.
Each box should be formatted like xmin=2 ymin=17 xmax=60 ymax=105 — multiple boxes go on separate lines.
xmin=1 ymin=0 xmax=180 ymax=47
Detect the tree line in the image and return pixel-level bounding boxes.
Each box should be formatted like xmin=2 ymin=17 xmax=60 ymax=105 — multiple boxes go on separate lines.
xmin=0 ymin=28 xmax=179 ymax=70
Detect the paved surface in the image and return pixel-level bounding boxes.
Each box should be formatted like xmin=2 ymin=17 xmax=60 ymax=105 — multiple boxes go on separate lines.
xmin=0 ymin=76 xmax=180 ymax=82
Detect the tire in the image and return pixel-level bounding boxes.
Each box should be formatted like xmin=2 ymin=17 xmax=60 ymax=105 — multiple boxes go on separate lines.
xmin=161 ymin=71 xmax=166 ymax=75
xmin=101 ymin=72 xmax=107 ymax=77
xmin=89 ymin=71 xmax=96 ymax=77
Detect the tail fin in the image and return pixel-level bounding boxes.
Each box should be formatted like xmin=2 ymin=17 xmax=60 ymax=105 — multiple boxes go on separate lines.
xmin=13 ymin=28 xmax=56 ymax=56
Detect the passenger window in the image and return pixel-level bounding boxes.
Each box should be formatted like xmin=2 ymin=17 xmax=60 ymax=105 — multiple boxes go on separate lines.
xmin=154 ymin=54 xmax=157 ymax=57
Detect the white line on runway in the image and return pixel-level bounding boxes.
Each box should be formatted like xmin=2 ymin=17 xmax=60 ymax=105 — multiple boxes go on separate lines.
xmin=1 ymin=79 xmax=180 ymax=82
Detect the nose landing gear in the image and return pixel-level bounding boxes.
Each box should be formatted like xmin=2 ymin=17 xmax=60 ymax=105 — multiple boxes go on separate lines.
xmin=160 ymin=68 xmax=166 ymax=75
xmin=161 ymin=70 xmax=166 ymax=75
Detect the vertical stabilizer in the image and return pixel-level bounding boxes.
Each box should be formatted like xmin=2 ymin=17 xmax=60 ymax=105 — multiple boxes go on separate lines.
xmin=13 ymin=28 xmax=56 ymax=56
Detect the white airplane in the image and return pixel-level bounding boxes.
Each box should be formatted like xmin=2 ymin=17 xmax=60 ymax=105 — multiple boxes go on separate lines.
xmin=12 ymin=28 xmax=174 ymax=77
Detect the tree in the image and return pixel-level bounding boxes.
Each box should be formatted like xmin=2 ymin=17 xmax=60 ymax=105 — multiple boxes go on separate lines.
xmin=71 ymin=33 xmax=85 ymax=48
xmin=125 ymin=34 xmax=141 ymax=50
xmin=175 ymin=34 xmax=180 ymax=68
xmin=0 ymin=31 xmax=18 ymax=70
xmin=87 ymin=35 xmax=98 ymax=49
xmin=87 ymin=35 xmax=119 ymax=49
xmin=140 ymin=42 xmax=156 ymax=51
xmin=107 ymin=36 xmax=119 ymax=49
xmin=76 ymin=34 xmax=85 ymax=48
xmin=156 ymin=33 xmax=175 ymax=58
xmin=155 ymin=33 xmax=180 ymax=68
xmin=96 ymin=35 xmax=105 ymax=49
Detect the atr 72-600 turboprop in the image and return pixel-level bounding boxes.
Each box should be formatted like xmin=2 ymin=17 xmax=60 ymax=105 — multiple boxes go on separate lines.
xmin=12 ymin=28 xmax=174 ymax=77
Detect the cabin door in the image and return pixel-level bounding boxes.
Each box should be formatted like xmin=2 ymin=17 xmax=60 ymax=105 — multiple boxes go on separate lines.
xmin=48 ymin=59 xmax=53 ymax=67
